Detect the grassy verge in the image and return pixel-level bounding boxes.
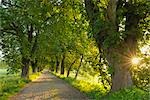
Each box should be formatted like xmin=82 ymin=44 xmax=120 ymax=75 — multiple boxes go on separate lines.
xmin=0 ymin=76 xmax=30 ymax=100
xmin=0 ymin=72 xmax=41 ymax=100
xmin=29 ymin=72 xmax=41 ymax=81
xmin=104 ymin=87 xmax=149 ymax=100
xmin=52 ymin=72 xmax=149 ymax=100
xmin=52 ymin=72 xmax=108 ymax=99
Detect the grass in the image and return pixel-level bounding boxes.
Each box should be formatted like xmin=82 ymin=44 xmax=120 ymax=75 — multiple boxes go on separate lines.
xmin=0 ymin=68 xmax=41 ymax=100
xmin=103 ymin=87 xmax=149 ymax=100
xmin=0 ymin=76 xmax=30 ymax=100
xmin=52 ymin=72 xmax=108 ymax=99
xmin=64 ymin=77 xmax=107 ymax=99
xmin=52 ymin=72 xmax=149 ymax=100
xmin=29 ymin=72 xmax=41 ymax=81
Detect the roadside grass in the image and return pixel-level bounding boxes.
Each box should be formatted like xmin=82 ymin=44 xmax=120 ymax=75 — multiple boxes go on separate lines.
xmin=0 ymin=69 xmax=41 ymax=100
xmin=52 ymin=72 xmax=108 ymax=99
xmin=0 ymin=76 xmax=30 ymax=100
xmin=52 ymin=72 xmax=149 ymax=100
xmin=29 ymin=72 xmax=41 ymax=81
xmin=103 ymin=87 xmax=149 ymax=100
xmin=63 ymin=77 xmax=107 ymax=99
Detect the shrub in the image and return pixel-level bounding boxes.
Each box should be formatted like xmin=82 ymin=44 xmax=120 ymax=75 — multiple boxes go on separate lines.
xmin=103 ymin=87 xmax=149 ymax=100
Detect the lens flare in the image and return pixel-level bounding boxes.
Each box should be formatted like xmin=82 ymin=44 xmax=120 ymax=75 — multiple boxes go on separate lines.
xmin=131 ymin=57 xmax=140 ymax=65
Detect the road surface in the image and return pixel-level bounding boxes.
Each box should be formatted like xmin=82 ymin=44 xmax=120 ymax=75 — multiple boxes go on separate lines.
xmin=10 ymin=70 xmax=88 ymax=100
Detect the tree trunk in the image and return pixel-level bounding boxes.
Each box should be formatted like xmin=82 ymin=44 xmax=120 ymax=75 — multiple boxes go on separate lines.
xmin=60 ymin=54 xmax=65 ymax=75
xmin=37 ymin=66 xmax=41 ymax=72
xmin=67 ymin=59 xmax=76 ymax=77
xmin=84 ymin=0 xmax=140 ymax=92
xmin=31 ymin=60 xmax=37 ymax=73
xmin=106 ymin=36 xmax=137 ymax=91
xmin=32 ymin=65 xmax=36 ymax=73
xmin=21 ymin=57 xmax=30 ymax=79
xmin=56 ymin=57 xmax=59 ymax=73
xmin=106 ymin=51 xmax=133 ymax=91
xmin=111 ymin=65 xmax=132 ymax=91
xmin=50 ymin=61 xmax=55 ymax=71
xmin=74 ymin=55 xmax=83 ymax=79
xmin=108 ymin=1 xmax=139 ymax=91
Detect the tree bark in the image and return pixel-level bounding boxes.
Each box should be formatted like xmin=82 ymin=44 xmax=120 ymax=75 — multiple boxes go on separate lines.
xmin=60 ymin=53 xmax=65 ymax=75
xmin=111 ymin=64 xmax=133 ymax=91
xmin=31 ymin=65 xmax=36 ymax=73
xmin=31 ymin=60 xmax=37 ymax=73
xmin=105 ymin=41 xmax=136 ymax=91
xmin=67 ymin=59 xmax=76 ymax=77
xmin=50 ymin=61 xmax=55 ymax=71
xmin=21 ymin=57 xmax=30 ymax=79
xmin=37 ymin=66 xmax=40 ymax=72
xmin=74 ymin=55 xmax=83 ymax=79
xmin=56 ymin=56 xmax=59 ymax=73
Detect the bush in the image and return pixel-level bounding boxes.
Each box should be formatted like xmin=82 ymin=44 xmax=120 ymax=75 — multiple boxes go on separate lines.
xmin=103 ymin=87 xmax=149 ymax=100
xmin=132 ymin=65 xmax=150 ymax=91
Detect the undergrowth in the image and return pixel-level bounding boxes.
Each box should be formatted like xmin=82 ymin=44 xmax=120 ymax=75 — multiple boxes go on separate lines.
xmin=0 ymin=72 xmax=41 ymax=100
xmin=0 ymin=77 xmax=30 ymax=100
xmin=103 ymin=87 xmax=149 ymax=100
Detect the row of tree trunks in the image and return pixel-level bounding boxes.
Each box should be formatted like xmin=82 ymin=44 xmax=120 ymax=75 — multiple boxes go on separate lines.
xmin=21 ymin=59 xmax=40 ymax=79
xmin=21 ymin=25 xmax=39 ymax=78
xmin=54 ymin=54 xmax=83 ymax=79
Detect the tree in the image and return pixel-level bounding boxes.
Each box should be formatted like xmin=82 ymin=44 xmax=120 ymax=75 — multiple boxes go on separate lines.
xmin=74 ymin=55 xmax=83 ymax=79
xmin=67 ymin=58 xmax=77 ymax=77
xmin=0 ymin=0 xmax=55 ymax=78
xmin=84 ymin=0 xmax=149 ymax=91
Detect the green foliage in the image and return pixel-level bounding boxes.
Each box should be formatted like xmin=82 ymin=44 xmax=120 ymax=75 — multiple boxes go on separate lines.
xmin=103 ymin=32 xmax=122 ymax=48
xmin=103 ymin=87 xmax=149 ymax=100
xmin=0 ymin=61 xmax=8 ymax=68
xmin=0 ymin=76 xmax=30 ymax=99
xmin=132 ymin=56 xmax=150 ymax=91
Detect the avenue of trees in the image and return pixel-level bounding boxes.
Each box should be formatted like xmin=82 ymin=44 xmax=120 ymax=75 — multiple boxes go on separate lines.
xmin=0 ymin=0 xmax=149 ymax=93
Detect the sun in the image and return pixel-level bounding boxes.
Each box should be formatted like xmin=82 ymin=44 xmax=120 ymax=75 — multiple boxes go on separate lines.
xmin=131 ymin=57 xmax=140 ymax=65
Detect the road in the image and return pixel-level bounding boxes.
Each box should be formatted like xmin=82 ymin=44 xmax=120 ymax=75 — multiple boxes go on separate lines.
xmin=10 ymin=70 xmax=88 ymax=100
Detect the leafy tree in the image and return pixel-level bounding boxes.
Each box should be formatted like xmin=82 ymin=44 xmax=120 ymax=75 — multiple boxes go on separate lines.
xmin=0 ymin=0 xmax=55 ymax=78
xmin=84 ymin=0 xmax=149 ymax=91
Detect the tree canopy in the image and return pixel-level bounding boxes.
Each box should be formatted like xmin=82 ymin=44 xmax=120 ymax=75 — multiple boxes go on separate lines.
xmin=0 ymin=0 xmax=149 ymax=94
